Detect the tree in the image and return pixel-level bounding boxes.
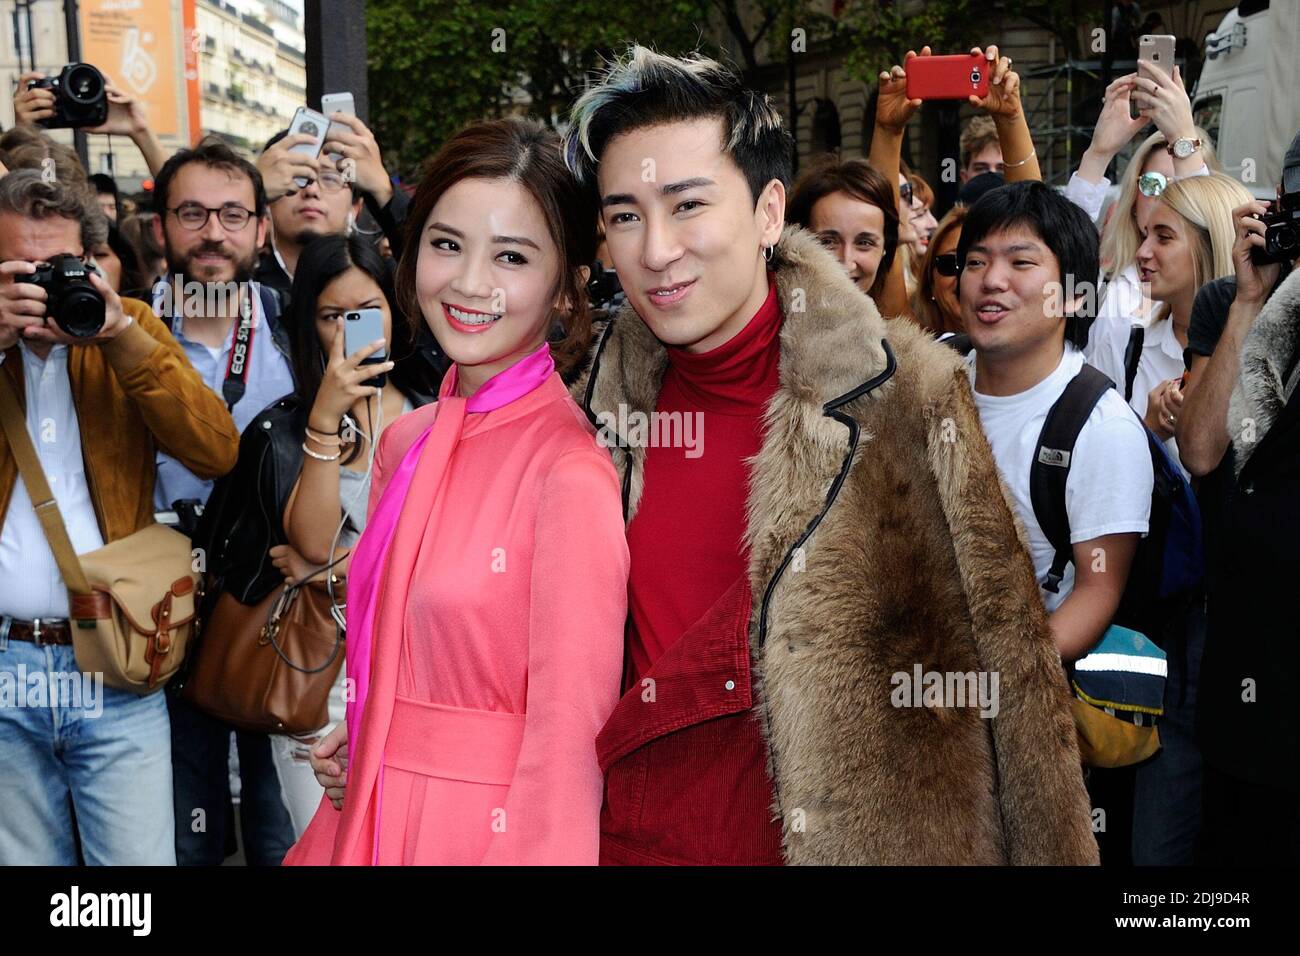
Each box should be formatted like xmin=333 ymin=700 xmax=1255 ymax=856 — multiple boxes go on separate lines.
xmin=366 ymin=0 xmax=714 ymax=178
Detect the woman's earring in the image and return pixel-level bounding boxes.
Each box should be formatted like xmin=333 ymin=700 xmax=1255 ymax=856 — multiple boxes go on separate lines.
xmin=763 ymin=244 xmax=774 ymax=263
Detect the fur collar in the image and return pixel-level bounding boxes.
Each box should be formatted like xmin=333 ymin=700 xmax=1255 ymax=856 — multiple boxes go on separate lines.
xmin=1229 ymin=267 xmax=1300 ymax=476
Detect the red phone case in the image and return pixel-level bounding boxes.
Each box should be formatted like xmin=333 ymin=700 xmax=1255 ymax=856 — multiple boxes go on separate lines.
xmin=905 ymin=54 xmax=990 ymax=101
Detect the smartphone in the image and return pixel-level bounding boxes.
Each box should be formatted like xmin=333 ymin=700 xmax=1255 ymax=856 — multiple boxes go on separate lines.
xmin=288 ymin=106 xmax=328 ymax=189
xmin=343 ymin=308 xmax=387 ymax=387
xmin=1138 ymin=34 xmax=1176 ymax=75
xmin=905 ymin=53 xmax=990 ymax=101
xmin=320 ymin=92 xmax=355 ymax=163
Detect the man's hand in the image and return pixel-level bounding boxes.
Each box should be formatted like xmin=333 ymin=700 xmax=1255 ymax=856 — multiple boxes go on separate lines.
xmin=257 ymin=133 xmax=324 ymax=203
xmin=12 ymin=267 xmax=133 ymax=348
xmin=875 ymin=47 xmax=928 ymax=134
xmin=13 ymin=72 xmax=55 ymax=127
xmin=969 ymin=45 xmax=1022 ymax=122
xmin=1231 ymin=199 xmax=1282 ymax=306
xmin=321 ymin=113 xmax=393 ymax=206
xmin=311 ymin=722 xmax=348 ymax=810
xmin=84 ymin=82 xmax=149 ymax=137
xmin=0 ymin=260 xmax=47 ymax=349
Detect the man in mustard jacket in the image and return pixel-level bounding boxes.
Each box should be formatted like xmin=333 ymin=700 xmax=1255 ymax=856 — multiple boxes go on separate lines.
xmin=0 ymin=168 xmax=239 ymax=864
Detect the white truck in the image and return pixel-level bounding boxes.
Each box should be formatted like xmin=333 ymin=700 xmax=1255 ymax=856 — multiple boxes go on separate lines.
xmin=1191 ymin=0 xmax=1299 ymax=198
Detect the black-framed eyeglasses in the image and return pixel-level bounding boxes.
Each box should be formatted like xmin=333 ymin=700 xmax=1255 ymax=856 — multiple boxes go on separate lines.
xmin=934 ymin=252 xmax=960 ymax=277
xmin=899 ymin=182 xmax=915 ymax=206
xmin=169 ymin=202 xmax=256 ymax=231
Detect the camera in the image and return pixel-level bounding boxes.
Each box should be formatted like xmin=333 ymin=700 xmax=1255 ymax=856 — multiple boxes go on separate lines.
xmin=1252 ymin=155 xmax=1300 ymax=266
xmin=970 ymin=68 xmax=982 ymax=85
xmin=27 ymin=63 xmax=108 ymax=129
xmin=29 ymin=255 xmax=106 ymax=338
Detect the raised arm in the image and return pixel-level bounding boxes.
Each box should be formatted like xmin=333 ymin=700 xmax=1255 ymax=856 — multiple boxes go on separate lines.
xmin=868 ymin=49 xmax=926 ymax=320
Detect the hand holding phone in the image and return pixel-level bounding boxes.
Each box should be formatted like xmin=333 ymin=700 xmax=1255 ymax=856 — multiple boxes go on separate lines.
xmin=905 ymin=52 xmax=989 ymax=101
xmin=320 ymin=92 xmax=355 ymax=163
xmin=343 ymin=308 xmax=389 ymax=388
xmin=288 ymin=106 xmax=328 ymax=189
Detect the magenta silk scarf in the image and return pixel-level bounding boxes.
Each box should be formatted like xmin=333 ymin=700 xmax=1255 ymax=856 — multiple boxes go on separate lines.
xmin=344 ymin=342 xmax=556 ymax=765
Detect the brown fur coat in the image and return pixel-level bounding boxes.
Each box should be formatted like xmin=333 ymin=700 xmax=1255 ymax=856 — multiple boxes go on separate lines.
xmin=574 ymin=226 xmax=1098 ymax=865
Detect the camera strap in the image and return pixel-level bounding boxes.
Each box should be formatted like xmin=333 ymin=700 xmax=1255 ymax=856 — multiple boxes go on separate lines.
xmin=221 ymin=288 xmax=256 ymax=411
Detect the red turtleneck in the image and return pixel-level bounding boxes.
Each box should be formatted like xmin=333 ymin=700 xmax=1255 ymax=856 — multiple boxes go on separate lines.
xmin=625 ymin=273 xmax=783 ymax=677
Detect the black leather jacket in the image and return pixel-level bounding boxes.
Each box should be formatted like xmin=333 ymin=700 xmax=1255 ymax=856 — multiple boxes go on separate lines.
xmin=194 ymin=355 xmax=440 ymax=604
xmin=193 ymin=392 xmax=309 ymax=604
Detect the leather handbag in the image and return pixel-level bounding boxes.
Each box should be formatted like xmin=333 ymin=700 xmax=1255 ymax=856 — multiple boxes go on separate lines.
xmin=181 ymin=571 xmax=345 ymax=735
xmin=0 ymin=372 xmax=197 ymax=694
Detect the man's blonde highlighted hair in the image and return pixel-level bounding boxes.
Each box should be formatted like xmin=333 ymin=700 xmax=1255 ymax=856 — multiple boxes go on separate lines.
xmin=563 ymin=45 xmax=793 ymax=204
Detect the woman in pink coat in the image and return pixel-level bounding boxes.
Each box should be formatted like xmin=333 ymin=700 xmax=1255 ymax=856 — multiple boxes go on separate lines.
xmin=283 ymin=118 xmax=629 ymax=865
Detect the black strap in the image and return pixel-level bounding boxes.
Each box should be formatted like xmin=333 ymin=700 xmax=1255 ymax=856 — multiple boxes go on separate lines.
xmin=1122 ymin=324 xmax=1144 ymax=403
xmin=219 ymin=288 xmax=258 ymax=411
xmin=1029 ymin=365 xmax=1115 ymax=593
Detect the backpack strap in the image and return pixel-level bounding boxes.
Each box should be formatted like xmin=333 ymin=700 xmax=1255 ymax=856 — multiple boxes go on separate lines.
xmin=1122 ymin=324 xmax=1145 ymax=403
xmin=1029 ymin=364 xmax=1116 ymax=593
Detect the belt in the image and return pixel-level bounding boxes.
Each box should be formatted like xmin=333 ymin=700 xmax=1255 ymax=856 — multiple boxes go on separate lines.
xmin=0 ymin=616 xmax=73 ymax=646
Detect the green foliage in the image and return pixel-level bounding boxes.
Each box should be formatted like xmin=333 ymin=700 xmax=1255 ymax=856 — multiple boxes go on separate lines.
xmin=366 ymin=0 xmax=714 ymax=178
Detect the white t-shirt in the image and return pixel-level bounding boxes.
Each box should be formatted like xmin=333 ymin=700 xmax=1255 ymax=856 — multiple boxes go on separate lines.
xmin=967 ymin=345 xmax=1153 ymax=612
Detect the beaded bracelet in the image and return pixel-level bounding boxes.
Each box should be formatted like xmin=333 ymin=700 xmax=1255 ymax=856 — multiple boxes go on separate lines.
xmin=302 ymin=441 xmax=342 ymax=462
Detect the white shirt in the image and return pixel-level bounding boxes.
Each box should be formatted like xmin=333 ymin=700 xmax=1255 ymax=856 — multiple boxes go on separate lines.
xmin=967 ymin=345 xmax=1153 ymax=612
xmin=1087 ymin=303 xmax=1189 ymax=479
xmin=0 ymin=343 xmax=106 ymax=620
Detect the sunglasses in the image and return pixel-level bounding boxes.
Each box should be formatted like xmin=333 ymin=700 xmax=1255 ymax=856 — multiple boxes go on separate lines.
xmin=1138 ymin=171 xmax=1169 ymax=198
xmin=934 ymin=252 xmax=960 ymax=277
xmin=899 ymin=182 xmax=915 ymax=206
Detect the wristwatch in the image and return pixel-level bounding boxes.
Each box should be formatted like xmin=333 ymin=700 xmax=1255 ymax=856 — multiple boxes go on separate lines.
xmin=1167 ymin=137 xmax=1202 ymax=159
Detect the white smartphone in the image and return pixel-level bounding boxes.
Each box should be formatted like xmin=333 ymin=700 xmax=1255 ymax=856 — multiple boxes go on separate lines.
xmin=343 ymin=308 xmax=387 ymax=387
xmin=1138 ymin=34 xmax=1177 ymax=76
xmin=320 ymin=92 xmax=355 ymax=162
xmin=288 ymin=106 xmax=328 ymax=188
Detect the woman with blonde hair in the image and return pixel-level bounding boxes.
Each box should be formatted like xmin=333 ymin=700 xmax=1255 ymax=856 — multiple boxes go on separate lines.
xmin=1099 ymin=173 xmax=1252 ymax=463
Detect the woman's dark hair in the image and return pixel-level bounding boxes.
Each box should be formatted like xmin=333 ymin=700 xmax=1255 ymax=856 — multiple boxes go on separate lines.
xmin=287 ymin=234 xmax=435 ymax=462
xmin=105 ymin=222 xmax=149 ymax=295
xmin=396 ymin=117 xmax=598 ymax=376
xmin=955 ymin=180 xmax=1101 ymax=349
xmin=786 ymin=155 xmax=899 ymax=300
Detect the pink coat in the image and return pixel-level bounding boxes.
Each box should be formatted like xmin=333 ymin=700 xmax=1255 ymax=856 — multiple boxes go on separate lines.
xmin=285 ymin=368 xmax=628 ymax=865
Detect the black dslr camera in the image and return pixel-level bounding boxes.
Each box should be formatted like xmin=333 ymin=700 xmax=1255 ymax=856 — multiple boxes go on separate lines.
xmin=27 ymin=63 xmax=108 ymax=129
xmin=1252 ymin=155 xmax=1300 ymax=266
xmin=30 ymin=255 xmax=106 ymax=338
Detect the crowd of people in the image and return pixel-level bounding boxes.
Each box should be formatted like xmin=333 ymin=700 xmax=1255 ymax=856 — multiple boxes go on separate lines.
xmin=0 ymin=39 xmax=1295 ymax=867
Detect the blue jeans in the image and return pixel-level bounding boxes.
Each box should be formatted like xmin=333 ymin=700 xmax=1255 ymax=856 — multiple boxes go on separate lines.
xmin=167 ymin=689 xmax=294 ymax=866
xmin=1131 ymin=597 xmax=1206 ymax=865
xmin=0 ymin=637 xmax=175 ymax=865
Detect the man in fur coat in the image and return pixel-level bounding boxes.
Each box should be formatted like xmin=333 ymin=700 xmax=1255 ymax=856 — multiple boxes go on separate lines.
xmin=565 ymin=47 xmax=1098 ymax=865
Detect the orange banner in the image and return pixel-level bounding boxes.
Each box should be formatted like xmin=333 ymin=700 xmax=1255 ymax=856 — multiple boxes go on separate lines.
xmin=79 ymin=0 xmax=183 ymax=137
xmin=182 ymin=0 xmax=200 ymax=144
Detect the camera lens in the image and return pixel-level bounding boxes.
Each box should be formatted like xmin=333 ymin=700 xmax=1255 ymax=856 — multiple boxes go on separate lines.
xmin=971 ymin=70 xmax=981 ymax=84
xmin=1277 ymin=224 xmax=1300 ymax=255
xmin=65 ymin=63 xmax=104 ymax=104
xmin=55 ymin=287 xmax=106 ymax=338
